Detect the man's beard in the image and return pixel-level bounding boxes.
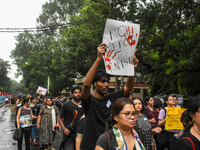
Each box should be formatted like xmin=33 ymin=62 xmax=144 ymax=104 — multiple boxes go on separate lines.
xmin=73 ymin=96 xmax=81 ymax=102
xmin=97 ymin=89 xmax=107 ymax=96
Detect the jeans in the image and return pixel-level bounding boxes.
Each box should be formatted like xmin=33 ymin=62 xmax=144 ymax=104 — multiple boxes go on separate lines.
xmin=30 ymin=126 xmax=37 ymax=140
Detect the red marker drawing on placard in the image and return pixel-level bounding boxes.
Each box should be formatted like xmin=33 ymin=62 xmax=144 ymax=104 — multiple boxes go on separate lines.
xmin=124 ymin=26 xmax=138 ymax=46
xmin=104 ymin=49 xmax=117 ymax=70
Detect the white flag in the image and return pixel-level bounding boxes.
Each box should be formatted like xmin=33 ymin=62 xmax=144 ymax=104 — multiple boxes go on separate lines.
xmin=36 ymin=86 xmax=48 ymax=96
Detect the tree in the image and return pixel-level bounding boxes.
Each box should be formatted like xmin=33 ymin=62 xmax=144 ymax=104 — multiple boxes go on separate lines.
xmin=123 ymin=0 xmax=200 ymax=97
xmin=0 ymin=59 xmax=11 ymax=93
xmin=11 ymin=0 xmax=200 ymax=97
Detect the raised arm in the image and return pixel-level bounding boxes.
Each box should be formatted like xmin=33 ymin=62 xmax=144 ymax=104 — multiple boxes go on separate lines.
xmin=124 ymin=49 xmax=139 ymax=96
xmin=81 ymin=43 xmax=106 ymax=101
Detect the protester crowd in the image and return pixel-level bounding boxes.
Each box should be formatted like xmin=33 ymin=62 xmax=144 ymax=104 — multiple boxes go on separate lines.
xmin=8 ymin=43 xmax=200 ymax=150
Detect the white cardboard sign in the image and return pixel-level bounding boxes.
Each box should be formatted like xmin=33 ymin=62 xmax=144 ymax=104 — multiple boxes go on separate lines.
xmin=36 ymin=86 xmax=48 ymax=96
xmin=102 ymin=19 xmax=140 ymax=76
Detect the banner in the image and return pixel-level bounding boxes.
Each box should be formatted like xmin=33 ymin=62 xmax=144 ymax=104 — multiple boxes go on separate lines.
xmin=36 ymin=86 xmax=48 ymax=96
xmin=102 ymin=18 xmax=140 ymax=76
xmin=165 ymin=108 xmax=187 ymax=130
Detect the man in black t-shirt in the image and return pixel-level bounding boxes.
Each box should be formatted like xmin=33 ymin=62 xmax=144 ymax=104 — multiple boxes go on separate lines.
xmin=9 ymin=95 xmax=16 ymax=113
xmin=58 ymin=87 xmax=84 ymax=150
xmin=80 ymin=43 xmax=139 ymax=150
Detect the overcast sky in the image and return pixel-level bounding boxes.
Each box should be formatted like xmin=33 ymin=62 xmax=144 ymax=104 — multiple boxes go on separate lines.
xmin=0 ymin=0 xmax=48 ymax=82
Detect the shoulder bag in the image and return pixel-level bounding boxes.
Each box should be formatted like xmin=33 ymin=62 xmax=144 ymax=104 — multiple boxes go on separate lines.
xmin=13 ymin=129 xmax=22 ymax=141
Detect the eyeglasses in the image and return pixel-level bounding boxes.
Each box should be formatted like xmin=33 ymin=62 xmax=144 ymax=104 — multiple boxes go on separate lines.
xmin=168 ymin=99 xmax=177 ymax=101
xmin=120 ymin=112 xmax=138 ymax=119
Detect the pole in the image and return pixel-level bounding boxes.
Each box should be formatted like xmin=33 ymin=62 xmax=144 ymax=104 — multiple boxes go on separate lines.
xmin=47 ymin=76 xmax=50 ymax=94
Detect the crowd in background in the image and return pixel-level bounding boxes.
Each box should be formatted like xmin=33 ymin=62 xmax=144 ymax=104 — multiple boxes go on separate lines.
xmin=8 ymin=92 xmax=200 ymax=150
xmin=7 ymin=43 xmax=200 ymax=150
xmin=9 ymin=93 xmax=70 ymax=150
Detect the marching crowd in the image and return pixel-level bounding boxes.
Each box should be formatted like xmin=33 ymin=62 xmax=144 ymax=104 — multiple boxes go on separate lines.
xmin=8 ymin=43 xmax=200 ymax=150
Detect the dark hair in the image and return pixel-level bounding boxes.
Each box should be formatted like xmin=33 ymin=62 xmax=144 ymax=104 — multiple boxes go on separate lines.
xmin=92 ymin=70 xmax=110 ymax=87
xmin=71 ymin=86 xmax=82 ymax=95
xmin=172 ymin=94 xmax=178 ymax=100
xmin=106 ymin=97 xmax=133 ymax=130
xmin=187 ymin=95 xmax=200 ymax=122
xmin=22 ymin=98 xmax=29 ymax=105
xmin=47 ymin=96 xmax=53 ymax=100
xmin=154 ymin=98 xmax=163 ymax=109
xmin=181 ymin=110 xmax=192 ymax=132
xmin=163 ymin=94 xmax=173 ymax=107
xmin=144 ymin=96 xmax=152 ymax=105
xmin=163 ymin=95 xmax=171 ymax=102
xmin=18 ymin=95 xmax=24 ymax=100
xmin=31 ymin=96 xmax=35 ymax=101
xmin=132 ymin=97 xmax=144 ymax=113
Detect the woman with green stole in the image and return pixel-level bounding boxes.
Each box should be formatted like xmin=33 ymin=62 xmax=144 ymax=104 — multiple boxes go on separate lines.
xmin=95 ymin=97 xmax=146 ymax=150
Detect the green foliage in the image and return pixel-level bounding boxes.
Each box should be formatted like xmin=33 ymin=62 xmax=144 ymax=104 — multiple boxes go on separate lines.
xmin=0 ymin=59 xmax=11 ymax=92
xmin=11 ymin=0 xmax=200 ymax=97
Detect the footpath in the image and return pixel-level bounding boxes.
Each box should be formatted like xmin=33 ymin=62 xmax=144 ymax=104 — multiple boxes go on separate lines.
xmin=0 ymin=104 xmax=63 ymax=150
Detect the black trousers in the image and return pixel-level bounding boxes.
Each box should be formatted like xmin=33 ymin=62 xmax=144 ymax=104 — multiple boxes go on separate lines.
xmin=60 ymin=134 xmax=75 ymax=150
xmin=18 ymin=129 xmax=31 ymax=150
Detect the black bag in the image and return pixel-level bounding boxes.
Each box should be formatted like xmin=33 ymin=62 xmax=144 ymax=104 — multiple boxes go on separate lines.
xmin=13 ymin=129 xmax=22 ymax=141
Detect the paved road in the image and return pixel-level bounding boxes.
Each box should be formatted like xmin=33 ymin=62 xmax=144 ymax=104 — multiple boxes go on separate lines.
xmin=0 ymin=104 xmax=63 ymax=150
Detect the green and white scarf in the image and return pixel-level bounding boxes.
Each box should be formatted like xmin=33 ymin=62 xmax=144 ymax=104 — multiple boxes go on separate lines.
xmin=113 ymin=125 xmax=146 ymax=150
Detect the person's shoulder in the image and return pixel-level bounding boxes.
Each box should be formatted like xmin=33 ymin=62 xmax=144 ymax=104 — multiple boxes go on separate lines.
xmin=143 ymin=106 xmax=149 ymax=111
xmin=86 ymin=95 xmax=101 ymax=103
xmin=153 ymin=107 xmax=157 ymax=111
xmin=63 ymin=100 xmax=72 ymax=106
xmin=159 ymin=108 xmax=165 ymax=113
xmin=109 ymin=88 xmax=124 ymax=96
xmin=105 ymin=88 xmax=124 ymax=100
xmin=96 ymin=130 xmax=111 ymax=144
xmin=54 ymin=105 xmax=60 ymax=111
xmin=176 ymin=130 xmax=194 ymax=149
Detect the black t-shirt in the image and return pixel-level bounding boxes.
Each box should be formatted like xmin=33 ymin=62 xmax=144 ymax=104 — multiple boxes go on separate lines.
xmin=56 ymin=100 xmax=62 ymax=111
xmin=96 ymin=129 xmax=136 ymax=150
xmin=77 ymin=117 xmax=86 ymax=135
xmin=176 ymin=129 xmax=200 ymax=150
xmin=60 ymin=100 xmax=84 ymax=138
xmin=31 ymin=103 xmax=40 ymax=124
xmin=10 ymin=98 xmax=16 ymax=104
xmin=80 ymin=89 xmax=125 ymax=150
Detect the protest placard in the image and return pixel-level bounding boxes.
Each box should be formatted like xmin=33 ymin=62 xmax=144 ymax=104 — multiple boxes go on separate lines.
xmin=102 ymin=19 xmax=140 ymax=76
xmin=165 ymin=108 xmax=187 ymax=130
xmin=19 ymin=114 xmax=32 ymax=128
xmin=36 ymin=86 xmax=48 ymax=96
